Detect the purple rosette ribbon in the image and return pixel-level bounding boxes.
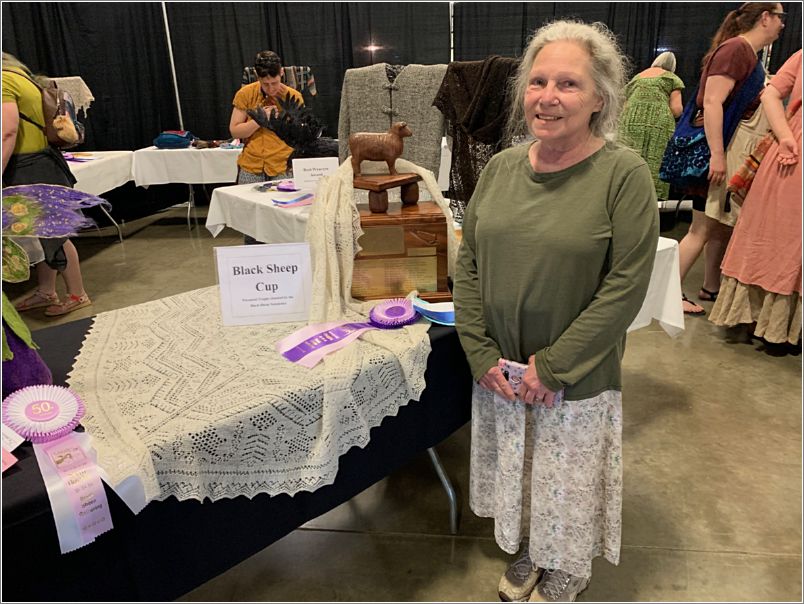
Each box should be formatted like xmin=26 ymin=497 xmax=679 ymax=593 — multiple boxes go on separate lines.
xmin=277 ymin=298 xmax=419 ymax=368
xmin=2 ymin=385 xmax=114 ymax=553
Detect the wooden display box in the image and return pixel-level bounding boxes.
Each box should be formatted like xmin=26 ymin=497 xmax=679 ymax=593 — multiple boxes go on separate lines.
xmin=352 ymin=201 xmax=452 ymax=302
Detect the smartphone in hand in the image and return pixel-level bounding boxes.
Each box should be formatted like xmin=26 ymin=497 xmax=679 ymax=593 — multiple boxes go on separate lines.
xmin=497 ymin=358 xmax=564 ymax=404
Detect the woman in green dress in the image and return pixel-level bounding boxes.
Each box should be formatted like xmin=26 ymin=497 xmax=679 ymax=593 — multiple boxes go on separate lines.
xmin=619 ymin=52 xmax=684 ymax=200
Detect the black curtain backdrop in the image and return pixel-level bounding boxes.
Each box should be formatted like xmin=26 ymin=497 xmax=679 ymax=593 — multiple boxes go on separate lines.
xmin=454 ymin=2 xmax=802 ymax=108
xmin=769 ymin=2 xmax=803 ymax=73
xmin=1 ymin=2 xmax=179 ymax=152
xmin=161 ymin=2 xmax=449 ymax=140
xmin=2 ymin=2 xmax=800 ymax=152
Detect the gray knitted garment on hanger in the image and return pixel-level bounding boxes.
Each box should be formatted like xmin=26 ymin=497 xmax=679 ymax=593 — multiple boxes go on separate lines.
xmin=338 ymin=63 xmax=447 ymax=177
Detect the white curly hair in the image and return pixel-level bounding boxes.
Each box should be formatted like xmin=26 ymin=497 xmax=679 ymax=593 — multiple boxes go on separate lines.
xmin=506 ymin=20 xmax=630 ymax=143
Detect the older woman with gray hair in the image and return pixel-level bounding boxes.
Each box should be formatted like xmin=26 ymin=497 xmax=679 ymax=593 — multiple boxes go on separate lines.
xmin=619 ymin=51 xmax=685 ymax=200
xmin=453 ymin=20 xmax=658 ymax=602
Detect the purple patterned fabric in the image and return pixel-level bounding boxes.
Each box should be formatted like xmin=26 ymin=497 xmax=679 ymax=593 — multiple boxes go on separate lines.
xmin=2 ymin=184 xmax=111 ymax=238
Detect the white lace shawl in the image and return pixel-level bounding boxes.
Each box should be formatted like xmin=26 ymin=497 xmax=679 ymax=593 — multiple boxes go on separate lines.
xmin=69 ymin=160 xmax=452 ymax=504
xmin=49 ymin=76 xmax=94 ymax=117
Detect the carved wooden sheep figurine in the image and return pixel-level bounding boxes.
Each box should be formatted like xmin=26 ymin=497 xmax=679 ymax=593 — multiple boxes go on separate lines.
xmin=348 ymin=122 xmax=413 ymax=177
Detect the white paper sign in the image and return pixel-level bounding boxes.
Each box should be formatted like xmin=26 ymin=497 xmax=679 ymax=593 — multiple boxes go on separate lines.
xmin=292 ymin=157 xmax=340 ymax=191
xmin=2 ymin=423 xmax=25 ymax=452
xmin=215 ymin=243 xmax=312 ymax=325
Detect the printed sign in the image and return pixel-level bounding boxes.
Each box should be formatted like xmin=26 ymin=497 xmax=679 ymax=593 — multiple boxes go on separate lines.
xmin=2 ymin=423 xmax=25 ymax=452
xmin=292 ymin=157 xmax=340 ymax=191
xmin=215 ymin=243 xmax=312 ymax=325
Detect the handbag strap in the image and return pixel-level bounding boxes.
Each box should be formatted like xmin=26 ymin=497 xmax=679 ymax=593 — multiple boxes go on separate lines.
xmin=721 ymin=60 xmax=766 ymax=144
xmin=671 ymin=85 xmax=704 ymax=138
xmin=2 ymin=67 xmax=47 ymax=131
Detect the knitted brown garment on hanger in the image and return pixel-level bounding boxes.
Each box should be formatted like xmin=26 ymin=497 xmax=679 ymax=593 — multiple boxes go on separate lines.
xmin=433 ymin=56 xmax=520 ymax=219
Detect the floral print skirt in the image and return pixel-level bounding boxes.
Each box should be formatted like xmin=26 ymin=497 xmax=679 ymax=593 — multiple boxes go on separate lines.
xmin=469 ymin=384 xmax=622 ymax=578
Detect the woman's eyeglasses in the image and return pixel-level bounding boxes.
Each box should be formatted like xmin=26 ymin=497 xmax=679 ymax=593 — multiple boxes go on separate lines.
xmin=772 ymin=11 xmax=788 ymax=23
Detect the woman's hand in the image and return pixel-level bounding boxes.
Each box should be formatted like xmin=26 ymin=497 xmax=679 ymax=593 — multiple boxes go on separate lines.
xmin=776 ymin=137 xmax=799 ymax=165
xmin=708 ymin=151 xmax=727 ymax=185
xmin=521 ymin=354 xmax=559 ymax=408
xmin=479 ymin=365 xmax=516 ymax=401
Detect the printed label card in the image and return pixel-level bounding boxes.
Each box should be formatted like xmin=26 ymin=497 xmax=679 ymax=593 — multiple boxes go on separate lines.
xmin=215 ymin=243 xmax=312 ymax=326
xmin=292 ymin=157 xmax=340 ymax=191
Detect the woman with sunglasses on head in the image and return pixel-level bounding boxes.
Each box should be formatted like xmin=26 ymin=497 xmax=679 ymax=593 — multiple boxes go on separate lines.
xmin=673 ymin=2 xmax=786 ymax=315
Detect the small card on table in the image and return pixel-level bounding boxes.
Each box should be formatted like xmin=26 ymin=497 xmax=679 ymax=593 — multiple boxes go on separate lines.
xmin=215 ymin=243 xmax=312 ymax=326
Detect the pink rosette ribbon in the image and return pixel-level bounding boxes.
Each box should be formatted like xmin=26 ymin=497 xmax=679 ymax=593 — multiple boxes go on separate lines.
xmin=2 ymin=385 xmax=114 ymax=554
xmin=277 ymin=298 xmax=419 ymax=367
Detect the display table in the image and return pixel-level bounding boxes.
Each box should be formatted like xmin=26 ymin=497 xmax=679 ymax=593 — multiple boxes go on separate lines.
xmin=208 ymin=188 xmax=685 ymax=336
xmin=206 ymin=182 xmax=313 ymax=243
xmin=132 ymin=146 xmax=243 ymax=228
xmin=68 ymin=151 xmax=134 ymax=196
xmin=67 ymin=151 xmax=135 ymax=242
xmin=628 ymin=237 xmax=685 ymax=337
xmin=132 ymin=146 xmax=242 ymax=186
xmin=2 ymin=317 xmax=472 ymax=601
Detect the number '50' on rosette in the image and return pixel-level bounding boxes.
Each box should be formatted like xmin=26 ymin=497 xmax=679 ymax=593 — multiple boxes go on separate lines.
xmin=2 ymin=385 xmax=114 ymax=553
xmin=277 ymin=298 xmax=419 ymax=367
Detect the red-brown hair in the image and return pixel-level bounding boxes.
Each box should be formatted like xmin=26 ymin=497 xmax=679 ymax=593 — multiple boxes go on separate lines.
xmin=702 ymin=2 xmax=779 ymax=68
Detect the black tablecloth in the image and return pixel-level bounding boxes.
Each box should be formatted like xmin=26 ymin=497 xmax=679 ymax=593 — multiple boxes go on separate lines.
xmin=3 ymin=318 xmax=471 ymax=601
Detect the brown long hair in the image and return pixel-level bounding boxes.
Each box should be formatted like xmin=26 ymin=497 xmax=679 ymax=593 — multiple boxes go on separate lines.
xmin=702 ymin=2 xmax=779 ymax=68
xmin=2 ymin=52 xmax=50 ymax=87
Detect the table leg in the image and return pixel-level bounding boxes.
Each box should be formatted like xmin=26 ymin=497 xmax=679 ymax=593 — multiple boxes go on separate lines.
xmin=427 ymin=446 xmax=459 ymax=535
xmin=186 ymin=185 xmax=198 ymax=231
xmin=98 ymin=204 xmax=124 ymax=243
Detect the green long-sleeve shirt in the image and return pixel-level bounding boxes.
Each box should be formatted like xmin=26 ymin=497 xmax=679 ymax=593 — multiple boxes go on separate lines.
xmin=453 ymin=142 xmax=659 ymax=400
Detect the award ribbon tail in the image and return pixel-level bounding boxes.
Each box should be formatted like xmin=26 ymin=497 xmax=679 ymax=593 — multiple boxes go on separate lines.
xmin=34 ymin=432 xmax=114 ymax=554
xmin=276 ymin=321 xmax=375 ymax=368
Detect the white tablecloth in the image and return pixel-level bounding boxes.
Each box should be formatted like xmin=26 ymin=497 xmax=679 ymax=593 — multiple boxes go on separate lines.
xmin=207 ymin=184 xmax=685 ymax=337
xmin=628 ymin=237 xmax=685 ymax=337
xmin=132 ymin=146 xmax=242 ymax=187
xmin=68 ymin=151 xmax=134 ymax=195
xmin=206 ymin=183 xmax=312 ymax=243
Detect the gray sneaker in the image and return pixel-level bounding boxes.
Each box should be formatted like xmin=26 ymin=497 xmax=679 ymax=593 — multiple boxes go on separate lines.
xmin=498 ymin=542 xmax=543 ymax=602
xmin=528 ymin=569 xmax=590 ymax=602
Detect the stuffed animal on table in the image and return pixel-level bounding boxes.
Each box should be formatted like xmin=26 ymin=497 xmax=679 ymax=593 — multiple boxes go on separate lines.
xmin=348 ymin=122 xmax=412 ymax=177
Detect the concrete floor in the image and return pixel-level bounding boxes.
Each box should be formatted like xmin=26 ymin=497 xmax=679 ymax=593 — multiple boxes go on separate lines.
xmin=5 ymin=205 xmax=802 ymax=602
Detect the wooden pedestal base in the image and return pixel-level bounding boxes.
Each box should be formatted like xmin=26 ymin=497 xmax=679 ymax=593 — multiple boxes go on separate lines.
xmin=353 ymin=173 xmax=422 ymax=213
xmin=351 ymin=200 xmax=452 ymax=302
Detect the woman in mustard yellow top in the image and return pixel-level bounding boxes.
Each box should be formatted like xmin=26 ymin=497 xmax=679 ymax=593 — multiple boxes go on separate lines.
xmin=229 ymin=50 xmax=304 ymax=183
xmin=228 ymin=50 xmax=304 ymax=244
xmin=2 ymin=52 xmax=92 ymax=317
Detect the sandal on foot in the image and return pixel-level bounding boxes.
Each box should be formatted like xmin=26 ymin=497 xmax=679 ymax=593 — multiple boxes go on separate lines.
xmin=43 ymin=293 xmax=92 ymax=317
xmin=698 ymin=287 xmax=719 ymax=302
xmin=682 ymin=293 xmax=705 ymax=315
xmin=15 ymin=290 xmax=60 ymax=312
